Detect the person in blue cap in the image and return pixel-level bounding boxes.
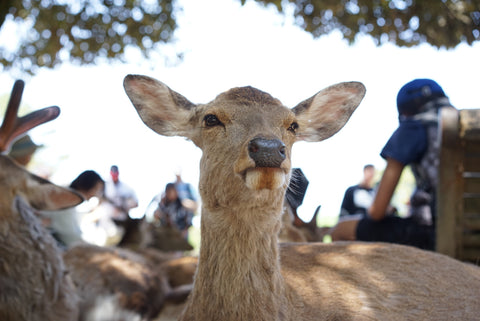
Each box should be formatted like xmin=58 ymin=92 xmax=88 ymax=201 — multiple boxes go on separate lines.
xmin=330 ymin=79 xmax=455 ymax=250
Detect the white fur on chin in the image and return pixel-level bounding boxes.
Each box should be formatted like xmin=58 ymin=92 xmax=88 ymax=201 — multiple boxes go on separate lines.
xmin=245 ymin=168 xmax=285 ymax=190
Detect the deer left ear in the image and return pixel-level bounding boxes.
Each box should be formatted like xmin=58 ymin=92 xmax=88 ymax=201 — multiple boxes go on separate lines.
xmin=24 ymin=170 xmax=84 ymax=210
xmin=293 ymin=82 xmax=366 ymax=142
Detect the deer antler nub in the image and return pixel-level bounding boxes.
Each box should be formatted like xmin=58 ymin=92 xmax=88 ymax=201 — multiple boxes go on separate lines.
xmin=0 ymin=80 xmax=60 ymax=153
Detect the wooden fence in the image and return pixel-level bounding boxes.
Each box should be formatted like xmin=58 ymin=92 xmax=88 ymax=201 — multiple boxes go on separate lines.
xmin=437 ymin=108 xmax=480 ymax=263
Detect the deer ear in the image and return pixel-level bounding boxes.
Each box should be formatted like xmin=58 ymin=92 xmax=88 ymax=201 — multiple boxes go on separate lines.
xmin=0 ymin=155 xmax=84 ymax=210
xmin=123 ymin=74 xmax=196 ymax=138
xmin=27 ymin=179 xmax=84 ymax=211
xmin=293 ymin=82 xmax=366 ymax=142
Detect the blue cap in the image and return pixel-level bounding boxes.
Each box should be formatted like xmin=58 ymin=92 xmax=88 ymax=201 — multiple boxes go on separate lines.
xmin=397 ymin=79 xmax=446 ymax=115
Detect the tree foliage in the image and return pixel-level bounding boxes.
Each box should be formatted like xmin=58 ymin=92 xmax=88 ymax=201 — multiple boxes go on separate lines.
xmin=0 ymin=0 xmax=176 ymax=74
xmin=250 ymin=0 xmax=480 ymax=48
xmin=0 ymin=0 xmax=479 ymax=74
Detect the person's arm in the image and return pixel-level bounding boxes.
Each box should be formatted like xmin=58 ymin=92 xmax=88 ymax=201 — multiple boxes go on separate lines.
xmin=181 ymin=198 xmax=198 ymax=212
xmin=368 ymin=158 xmax=404 ymax=221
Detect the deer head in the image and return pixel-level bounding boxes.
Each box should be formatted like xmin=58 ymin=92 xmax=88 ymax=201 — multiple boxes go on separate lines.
xmin=123 ymin=75 xmax=365 ymax=212
xmin=0 ymin=156 xmax=83 ymax=213
xmin=0 ymin=79 xmax=83 ymax=212
xmin=0 ymin=80 xmax=83 ymax=211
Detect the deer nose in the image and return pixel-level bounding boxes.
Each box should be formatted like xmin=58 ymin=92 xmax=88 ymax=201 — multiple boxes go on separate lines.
xmin=248 ymin=137 xmax=286 ymax=168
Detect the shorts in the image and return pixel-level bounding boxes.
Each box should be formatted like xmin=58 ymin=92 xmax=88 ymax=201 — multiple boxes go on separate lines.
xmin=356 ymin=216 xmax=435 ymax=251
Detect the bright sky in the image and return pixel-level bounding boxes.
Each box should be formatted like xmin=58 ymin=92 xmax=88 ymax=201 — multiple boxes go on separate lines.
xmin=1 ymin=0 xmax=479 ymax=224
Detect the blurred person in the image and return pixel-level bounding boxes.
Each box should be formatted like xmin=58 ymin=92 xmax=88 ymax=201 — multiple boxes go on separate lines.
xmin=330 ymin=79 xmax=456 ymax=250
xmin=154 ymin=183 xmax=194 ymax=239
xmin=40 ymin=170 xmax=105 ymax=249
xmin=104 ymin=165 xmax=138 ymax=219
xmin=173 ymin=171 xmax=199 ymax=213
xmin=339 ymin=164 xmax=376 ymax=217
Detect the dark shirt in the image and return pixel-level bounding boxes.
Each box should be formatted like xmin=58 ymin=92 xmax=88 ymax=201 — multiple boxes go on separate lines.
xmin=340 ymin=184 xmax=374 ymax=217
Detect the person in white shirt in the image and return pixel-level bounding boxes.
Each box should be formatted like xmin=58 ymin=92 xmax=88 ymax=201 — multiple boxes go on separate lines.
xmin=104 ymin=165 xmax=138 ymax=219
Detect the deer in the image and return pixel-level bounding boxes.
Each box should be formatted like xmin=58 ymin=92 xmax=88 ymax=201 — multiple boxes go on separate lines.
xmin=113 ymin=213 xmax=194 ymax=252
xmin=0 ymin=80 xmax=83 ymax=321
xmin=123 ymin=74 xmax=480 ymax=321
xmin=279 ymin=203 xmax=325 ymax=243
xmin=64 ymin=243 xmax=196 ymax=321
xmin=0 ymin=80 xmax=196 ymax=321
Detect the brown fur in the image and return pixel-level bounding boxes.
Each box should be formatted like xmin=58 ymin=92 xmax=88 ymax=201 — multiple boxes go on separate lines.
xmin=115 ymin=215 xmax=193 ymax=252
xmin=0 ymin=156 xmax=193 ymax=321
xmin=63 ymin=243 xmax=197 ymax=321
xmin=217 ymin=86 xmax=282 ymax=106
xmin=63 ymin=238 xmax=197 ymax=321
xmin=124 ymin=74 xmax=480 ymax=321
xmin=64 ymin=244 xmax=168 ymax=320
xmin=0 ymin=155 xmax=82 ymax=321
xmin=0 ymin=80 xmax=195 ymax=321
xmin=0 ymin=81 xmax=83 ymax=320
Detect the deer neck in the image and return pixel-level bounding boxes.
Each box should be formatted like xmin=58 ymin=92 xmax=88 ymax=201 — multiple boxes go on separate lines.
xmin=184 ymin=193 xmax=291 ymax=320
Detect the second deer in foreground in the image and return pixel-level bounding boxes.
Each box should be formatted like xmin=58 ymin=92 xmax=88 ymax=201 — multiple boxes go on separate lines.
xmin=0 ymin=80 xmax=83 ymax=321
xmin=124 ymin=75 xmax=480 ymax=321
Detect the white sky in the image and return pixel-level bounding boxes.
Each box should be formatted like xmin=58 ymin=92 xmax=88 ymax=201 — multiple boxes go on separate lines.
xmin=1 ymin=0 xmax=479 ymax=223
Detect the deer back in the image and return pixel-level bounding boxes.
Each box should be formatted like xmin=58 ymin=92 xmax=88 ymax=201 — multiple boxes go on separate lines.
xmin=0 ymin=81 xmax=83 ymax=321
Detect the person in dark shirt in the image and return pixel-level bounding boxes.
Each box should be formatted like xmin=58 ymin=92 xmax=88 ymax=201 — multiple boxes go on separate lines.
xmin=339 ymin=164 xmax=375 ymax=217
xmin=330 ymin=78 xmax=456 ymax=250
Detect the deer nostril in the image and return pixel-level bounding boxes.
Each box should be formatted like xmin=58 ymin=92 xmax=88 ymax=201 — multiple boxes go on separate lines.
xmin=248 ymin=140 xmax=259 ymax=154
xmin=248 ymin=137 xmax=286 ymax=168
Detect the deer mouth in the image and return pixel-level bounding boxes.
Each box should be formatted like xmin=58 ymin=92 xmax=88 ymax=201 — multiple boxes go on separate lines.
xmin=243 ymin=167 xmax=287 ymax=190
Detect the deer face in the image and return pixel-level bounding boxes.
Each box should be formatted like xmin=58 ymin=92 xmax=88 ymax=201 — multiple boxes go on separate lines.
xmin=124 ymin=75 xmax=365 ymax=207
xmin=196 ymin=86 xmax=298 ymax=193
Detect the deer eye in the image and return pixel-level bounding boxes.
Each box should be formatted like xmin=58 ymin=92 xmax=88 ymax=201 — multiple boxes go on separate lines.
xmin=288 ymin=122 xmax=299 ymax=133
xmin=204 ymin=114 xmax=222 ymax=127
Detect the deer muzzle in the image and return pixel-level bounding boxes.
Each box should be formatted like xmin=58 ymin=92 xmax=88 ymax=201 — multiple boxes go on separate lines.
xmin=248 ymin=137 xmax=286 ymax=168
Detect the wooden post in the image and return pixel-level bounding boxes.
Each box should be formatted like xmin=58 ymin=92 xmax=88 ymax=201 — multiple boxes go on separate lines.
xmin=436 ymin=108 xmax=463 ymax=257
xmin=459 ymin=109 xmax=480 ymax=262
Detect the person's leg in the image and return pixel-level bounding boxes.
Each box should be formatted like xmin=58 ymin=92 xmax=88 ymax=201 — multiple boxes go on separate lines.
xmin=330 ymin=215 xmax=362 ymax=241
xmin=354 ymin=216 xmax=435 ymax=250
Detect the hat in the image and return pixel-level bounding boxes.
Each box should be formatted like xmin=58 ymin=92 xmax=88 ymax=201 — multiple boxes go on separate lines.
xmin=397 ymin=79 xmax=446 ymax=115
xmin=8 ymin=135 xmax=43 ymax=158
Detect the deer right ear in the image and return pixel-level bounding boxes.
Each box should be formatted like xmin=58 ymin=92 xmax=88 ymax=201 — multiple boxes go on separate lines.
xmin=123 ymin=74 xmax=197 ymax=138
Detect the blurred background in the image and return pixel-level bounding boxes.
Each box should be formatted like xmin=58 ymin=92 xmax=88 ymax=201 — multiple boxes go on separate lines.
xmin=1 ymin=0 xmax=479 ymax=237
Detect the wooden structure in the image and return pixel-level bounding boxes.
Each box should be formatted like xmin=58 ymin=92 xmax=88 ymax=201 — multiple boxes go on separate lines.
xmin=437 ymin=108 xmax=480 ymax=263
